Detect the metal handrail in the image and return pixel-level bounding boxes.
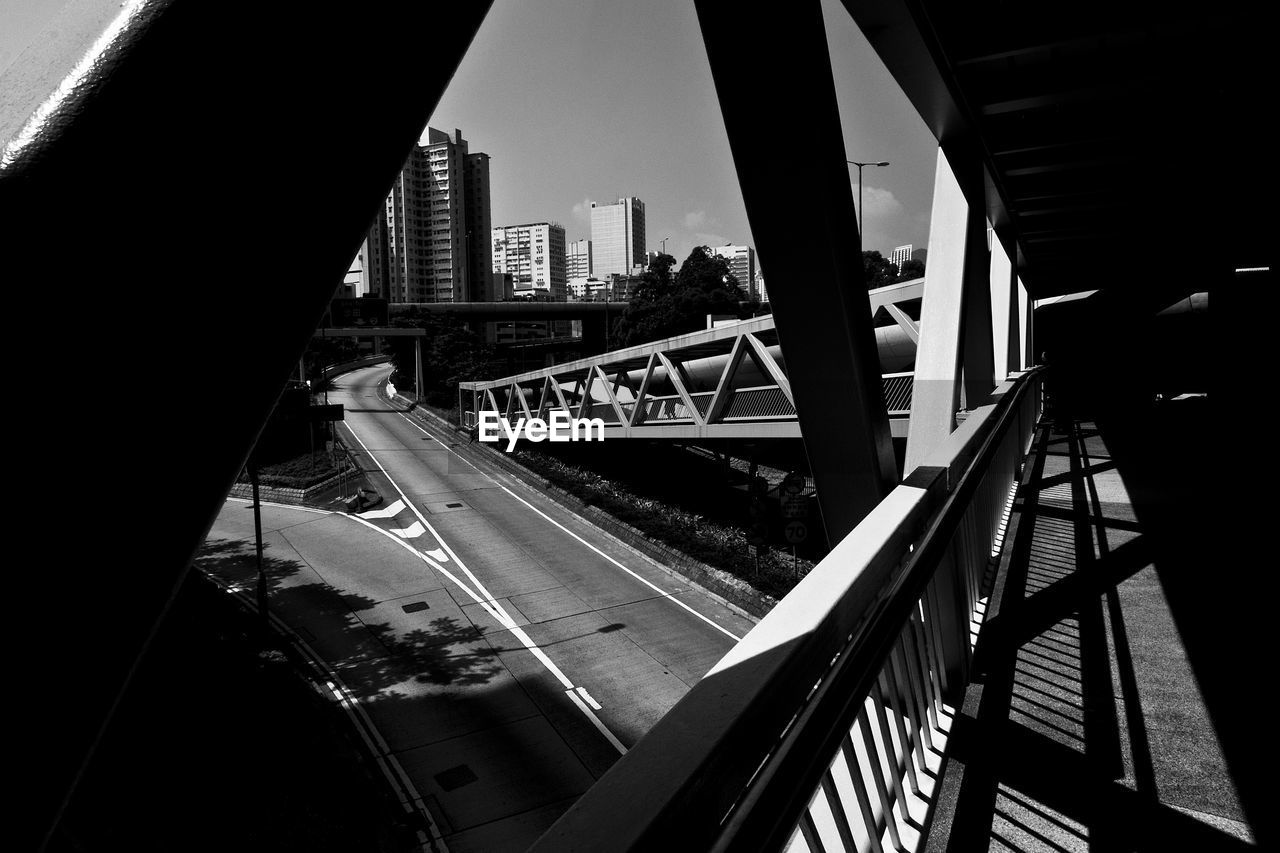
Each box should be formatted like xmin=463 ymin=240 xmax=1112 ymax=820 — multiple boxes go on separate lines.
xmin=531 ymin=367 xmax=1042 ymax=852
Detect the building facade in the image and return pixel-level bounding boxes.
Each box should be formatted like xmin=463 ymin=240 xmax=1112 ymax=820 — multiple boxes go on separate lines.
xmin=589 ymin=197 xmax=646 ymax=278
xmin=566 ymin=239 xmax=592 ymax=281
xmin=890 ymin=244 xmax=913 ymax=270
xmin=491 ymin=222 xmax=567 ymax=299
xmin=354 ymin=128 xmax=492 ymax=303
xmin=710 ymin=244 xmax=757 ymax=297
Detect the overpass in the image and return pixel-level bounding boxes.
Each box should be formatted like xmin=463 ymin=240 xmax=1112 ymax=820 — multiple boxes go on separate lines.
xmin=459 ymin=278 xmax=925 ymax=442
xmin=10 ymin=0 xmax=1266 ymax=850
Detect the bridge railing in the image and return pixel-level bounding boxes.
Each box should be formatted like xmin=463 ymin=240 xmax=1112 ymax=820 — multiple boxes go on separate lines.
xmin=530 ymin=368 xmax=1042 ymax=853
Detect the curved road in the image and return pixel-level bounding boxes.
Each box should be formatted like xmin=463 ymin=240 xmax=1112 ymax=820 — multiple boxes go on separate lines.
xmin=202 ymin=363 xmax=753 ymax=851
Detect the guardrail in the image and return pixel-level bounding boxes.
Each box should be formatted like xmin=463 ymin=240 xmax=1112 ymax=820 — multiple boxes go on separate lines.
xmin=530 ymin=368 xmax=1042 ymax=852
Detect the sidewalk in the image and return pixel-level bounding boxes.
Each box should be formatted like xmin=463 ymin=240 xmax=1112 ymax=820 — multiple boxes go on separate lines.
xmin=925 ymin=407 xmax=1256 ymax=851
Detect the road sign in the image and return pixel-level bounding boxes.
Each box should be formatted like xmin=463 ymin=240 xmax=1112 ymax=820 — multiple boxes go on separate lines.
xmin=781 ymin=492 xmax=808 ymax=519
xmin=782 ymin=471 xmax=806 ymax=495
xmin=329 ymin=297 xmax=388 ymax=327
xmin=784 ymin=521 xmax=808 ymax=544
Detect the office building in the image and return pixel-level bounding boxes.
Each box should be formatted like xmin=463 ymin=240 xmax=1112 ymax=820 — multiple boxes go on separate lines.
xmin=566 ymin=239 xmax=592 ymax=281
xmin=710 ymin=244 xmax=756 ymax=296
xmin=589 ymin=197 xmax=646 ymax=278
xmin=890 ymin=244 xmax=913 ymax=270
xmin=491 ymin=222 xmax=567 ymax=299
xmin=355 ymin=128 xmax=492 ymax=303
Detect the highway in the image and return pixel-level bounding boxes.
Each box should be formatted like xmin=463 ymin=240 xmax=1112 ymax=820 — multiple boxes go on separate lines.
xmin=200 ymin=363 xmax=754 ymax=852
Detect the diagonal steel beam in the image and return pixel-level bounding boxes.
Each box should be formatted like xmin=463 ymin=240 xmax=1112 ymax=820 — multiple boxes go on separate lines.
xmin=883 ymin=304 xmax=920 ymax=344
xmin=705 ymin=335 xmax=750 ymax=424
xmin=630 ymin=353 xmax=659 ymax=426
xmin=657 ymin=352 xmax=705 ymax=426
xmin=594 ymin=366 xmax=629 ymax=426
xmin=693 ymin=0 xmax=896 ymax=542
xmin=743 ymin=333 xmax=794 ymax=407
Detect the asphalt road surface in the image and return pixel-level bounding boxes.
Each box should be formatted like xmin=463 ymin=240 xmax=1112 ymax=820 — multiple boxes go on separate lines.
xmin=200 ymin=363 xmax=754 ymax=852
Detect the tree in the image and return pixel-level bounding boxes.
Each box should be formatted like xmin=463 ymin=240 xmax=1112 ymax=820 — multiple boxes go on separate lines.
xmin=862 ymin=250 xmax=899 ymax=289
xmin=386 ymin=309 xmax=499 ymax=408
xmin=613 ymin=246 xmax=758 ymax=348
xmin=896 ymin=258 xmax=925 ymax=281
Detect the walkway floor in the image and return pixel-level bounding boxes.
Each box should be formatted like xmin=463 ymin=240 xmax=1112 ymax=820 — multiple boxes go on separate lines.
xmin=925 ymin=407 xmax=1256 ymax=851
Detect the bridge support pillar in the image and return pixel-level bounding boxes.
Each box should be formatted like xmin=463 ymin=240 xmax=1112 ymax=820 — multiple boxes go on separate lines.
xmin=695 ymin=0 xmax=896 ymax=543
xmin=905 ymin=146 xmax=993 ymax=472
xmin=990 ymin=234 xmax=1018 ymax=380
xmin=414 ymin=337 xmax=424 ymax=400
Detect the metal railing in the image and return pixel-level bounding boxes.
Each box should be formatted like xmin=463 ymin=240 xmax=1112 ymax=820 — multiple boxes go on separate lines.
xmin=530 ymin=368 xmax=1042 ymax=853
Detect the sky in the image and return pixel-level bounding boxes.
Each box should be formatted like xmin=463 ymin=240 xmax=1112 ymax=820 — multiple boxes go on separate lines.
xmin=428 ymin=0 xmax=940 ymax=270
xmin=2 ymin=0 xmax=941 ymax=266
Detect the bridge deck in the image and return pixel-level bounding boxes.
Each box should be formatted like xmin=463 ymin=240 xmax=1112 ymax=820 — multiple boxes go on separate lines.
xmin=925 ymin=405 xmax=1253 ymax=851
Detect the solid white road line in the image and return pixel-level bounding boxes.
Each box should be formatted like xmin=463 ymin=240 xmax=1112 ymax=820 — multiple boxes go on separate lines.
xmin=347 ymin=513 xmax=627 ymax=756
xmin=496 ymin=485 xmax=743 ymax=642
xmin=385 ymin=400 xmax=743 ymax=642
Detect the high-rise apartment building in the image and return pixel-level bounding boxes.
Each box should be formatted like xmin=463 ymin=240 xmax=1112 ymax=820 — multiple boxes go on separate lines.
xmin=890 ymin=244 xmax=913 ymax=270
xmin=589 ymin=197 xmax=646 ymax=278
xmin=491 ymin=222 xmax=567 ymax=299
xmin=355 ymin=128 xmax=492 ymax=303
xmin=710 ymin=244 xmax=757 ymax=296
xmin=566 ymin=239 xmax=592 ymax=281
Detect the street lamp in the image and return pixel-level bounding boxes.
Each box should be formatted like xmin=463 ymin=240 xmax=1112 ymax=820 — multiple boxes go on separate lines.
xmin=846 ymin=160 xmax=890 ymax=251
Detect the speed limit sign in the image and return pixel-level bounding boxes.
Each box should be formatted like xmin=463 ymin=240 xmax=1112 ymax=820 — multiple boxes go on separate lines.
xmin=784 ymin=520 xmax=808 ymax=544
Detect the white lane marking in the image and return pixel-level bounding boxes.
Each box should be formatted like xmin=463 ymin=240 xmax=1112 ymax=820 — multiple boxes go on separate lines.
xmin=424 ymin=548 xmax=447 ymax=561
xmin=497 ymin=485 xmax=743 ymax=642
xmin=227 ymin=497 xmax=331 ymax=516
xmin=386 ymin=403 xmax=742 ymax=641
xmin=575 ymin=686 xmax=603 ymax=711
xmin=360 ymin=499 xmax=406 ymax=519
xmin=391 ymin=520 xmax=425 ymax=539
xmin=347 ymin=514 xmax=508 ymax=628
xmin=566 ymin=689 xmax=626 ymax=755
xmin=346 ymin=513 xmax=626 ymax=754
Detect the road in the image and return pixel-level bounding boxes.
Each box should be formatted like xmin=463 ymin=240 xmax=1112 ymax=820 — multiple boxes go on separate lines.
xmin=200 ymin=363 xmax=754 ymax=852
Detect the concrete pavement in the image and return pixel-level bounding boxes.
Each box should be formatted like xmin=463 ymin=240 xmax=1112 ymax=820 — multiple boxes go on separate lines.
xmin=199 ymin=363 xmax=755 ymax=851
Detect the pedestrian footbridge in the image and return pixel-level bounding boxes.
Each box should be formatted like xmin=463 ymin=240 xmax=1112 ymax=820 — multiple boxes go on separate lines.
xmin=460 ymin=279 xmax=923 ymax=442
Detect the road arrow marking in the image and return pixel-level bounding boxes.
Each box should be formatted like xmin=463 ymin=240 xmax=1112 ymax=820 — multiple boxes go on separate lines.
xmin=360 ymin=499 xmax=405 ymax=519
xmin=391 ymin=521 xmax=425 ymax=539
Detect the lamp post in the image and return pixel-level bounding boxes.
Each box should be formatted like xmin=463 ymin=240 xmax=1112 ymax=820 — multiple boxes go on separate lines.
xmin=846 ymin=160 xmax=890 ymax=253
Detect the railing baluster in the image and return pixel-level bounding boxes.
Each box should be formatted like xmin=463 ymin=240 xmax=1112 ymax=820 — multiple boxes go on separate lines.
xmin=870 ymin=681 xmax=913 ymax=820
xmin=840 ymin=733 xmax=884 ymax=853
xmin=921 ymin=578 xmax=950 ymax=698
xmin=857 ymin=709 xmax=903 ymax=850
xmin=798 ymin=805 xmax=826 ymax=853
xmin=877 ymin=671 xmax=921 ymax=795
xmin=820 ymin=768 xmax=858 ymax=852
xmin=904 ymin=617 xmax=939 ymax=731
xmin=886 ymin=645 xmax=926 ymax=773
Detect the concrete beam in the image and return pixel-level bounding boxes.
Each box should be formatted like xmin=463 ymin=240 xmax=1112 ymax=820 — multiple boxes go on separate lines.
xmin=694 ymin=0 xmax=896 ymax=544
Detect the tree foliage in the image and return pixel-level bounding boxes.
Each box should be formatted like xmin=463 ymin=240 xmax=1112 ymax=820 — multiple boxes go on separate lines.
xmin=386 ymin=309 xmax=500 ymax=408
xmin=613 ymin=246 xmax=758 ymax=348
xmin=863 ymin=250 xmax=925 ymax=289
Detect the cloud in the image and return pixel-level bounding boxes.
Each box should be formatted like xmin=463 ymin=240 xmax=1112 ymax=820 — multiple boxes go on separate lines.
xmin=860 ymin=186 xmax=904 ymax=219
xmin=684 ymin=210 xmax=711 ymax=229
xmin=571 ymin=198 xmax=593 ymax=221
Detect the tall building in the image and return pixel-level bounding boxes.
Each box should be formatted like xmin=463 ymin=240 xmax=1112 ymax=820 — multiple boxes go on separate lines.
xmin=709 ymin=244 xmax=756 ymax=296
xmin=890 ymin=244 xmax=913 ymax=270
xmin=491 ymin=222 xmax=567 ymax=299
xmin=754 ymin=269 xmax=768 ymax=303
xmin=589 ymin=197 xmax=646 ymax=278
xmin=566 ymin=239 xmax=592 ymax=281
xmin=355 ymin=128 xmax=492 ymax=303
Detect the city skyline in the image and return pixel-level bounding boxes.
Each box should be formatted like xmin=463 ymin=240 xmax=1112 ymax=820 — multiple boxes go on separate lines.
xmin=426 ymin=0 xmax=937 ymax=268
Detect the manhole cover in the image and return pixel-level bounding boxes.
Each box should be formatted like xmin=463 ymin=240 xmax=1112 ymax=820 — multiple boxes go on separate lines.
xmin=434 ymin=764 xmax=478 ymax=791
xmin=402 ymin=601 xmax=430 ymax=614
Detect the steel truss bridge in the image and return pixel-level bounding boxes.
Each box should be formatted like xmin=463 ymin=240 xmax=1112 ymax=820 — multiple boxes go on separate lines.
xmin=461 ymin=278 xmax=925 ymax=441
